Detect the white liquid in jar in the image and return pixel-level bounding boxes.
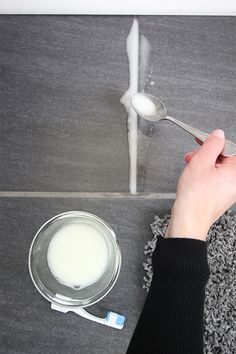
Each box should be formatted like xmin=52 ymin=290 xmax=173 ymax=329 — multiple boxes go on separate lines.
xmin=47 ymin=223 xmax=109 ymax=290
xmin=132 ymin=94 xmax=156 ymax=117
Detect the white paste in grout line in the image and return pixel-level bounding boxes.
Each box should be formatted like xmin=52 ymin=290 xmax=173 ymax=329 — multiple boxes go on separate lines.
xmin=139 ymin=34 xmax=153 ymax=92
xmin=120 ymin=18 xmax=139 ymax=194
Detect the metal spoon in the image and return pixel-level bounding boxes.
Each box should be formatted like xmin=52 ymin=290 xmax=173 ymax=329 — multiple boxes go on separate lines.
xmin=131 ymin=93 xmax=236 ymax=157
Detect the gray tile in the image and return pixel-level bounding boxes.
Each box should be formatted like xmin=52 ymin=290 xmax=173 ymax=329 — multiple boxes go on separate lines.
xmin=0 ymin=16 xmax=235 ymax=193
xmin=0 ymin=16 xmax=131 ymax=192
xmin=0 ymin=196 xmax=173 ymax=354
xmin=137 ymin=16 xmax=236 ymax=192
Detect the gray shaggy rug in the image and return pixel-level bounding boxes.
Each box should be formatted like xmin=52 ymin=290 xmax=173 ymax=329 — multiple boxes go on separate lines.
xmin=143 ymin=210 xmax=236 ymax=354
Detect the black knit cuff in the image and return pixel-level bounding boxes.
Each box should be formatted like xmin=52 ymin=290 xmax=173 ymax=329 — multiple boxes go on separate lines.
xmin=152 ymin=238 xmax=210 ymax=285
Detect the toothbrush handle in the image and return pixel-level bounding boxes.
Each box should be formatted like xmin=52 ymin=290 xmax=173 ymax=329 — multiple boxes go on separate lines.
xmin=165 ymin=115 xmax=236 ymax=157
xmin=51 ymin=302 xmax=125 ymax=329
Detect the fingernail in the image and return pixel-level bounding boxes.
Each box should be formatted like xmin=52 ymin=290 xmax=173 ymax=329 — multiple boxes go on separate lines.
xmin=212 ymin=129 xmax=225 ymax=138
xmin=184 ymin=152 xmax=192 ymax=159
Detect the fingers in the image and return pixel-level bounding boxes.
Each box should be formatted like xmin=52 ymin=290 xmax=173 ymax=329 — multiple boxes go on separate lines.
xmin=195 ymin=137 xmax=203 ymax=146
xmin=191 ymin=129 xmax=225 ymax=167
xmin=184 ymin=149 xmax=199 ymax=163
xmin=217 ymin=155 xmax=236 ymax=165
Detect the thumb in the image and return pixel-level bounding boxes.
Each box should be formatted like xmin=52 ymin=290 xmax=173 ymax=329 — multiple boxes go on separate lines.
xmin=192 ymin=129 xmax=225 ymax=167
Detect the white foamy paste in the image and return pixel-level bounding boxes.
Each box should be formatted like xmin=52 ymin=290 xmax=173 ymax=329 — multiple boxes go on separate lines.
xmin=121 ymin=21 xmax=154 ymax=194
xmin=120 ymin=18 xmax=139 ymax=194
xmin=47 ymin=223 xmax=108 ymax=289
xmin=139 ymin=34 xmax=153 ymax=91
xmin=132 ymin=93 xmax=156 ymax=117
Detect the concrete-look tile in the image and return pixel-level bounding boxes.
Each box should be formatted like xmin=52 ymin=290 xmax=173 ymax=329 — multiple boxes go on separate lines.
xmin=137 ymin=16 xmax=236 ymax=192
xmin=0 ymin=16 xmax=235 ymax=193
xmin=0 ymin=16 xmax=131 ymax=192
xmin=0 ymin=196 xmax=173 ymax=354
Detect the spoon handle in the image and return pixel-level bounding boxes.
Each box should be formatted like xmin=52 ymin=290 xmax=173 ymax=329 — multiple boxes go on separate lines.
xmin=165 ymin=115 xmax=236 ymax=157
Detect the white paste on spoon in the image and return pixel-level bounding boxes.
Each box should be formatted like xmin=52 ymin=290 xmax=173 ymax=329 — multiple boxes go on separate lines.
xmin=132 ymin=93 xmax=157 ymax=117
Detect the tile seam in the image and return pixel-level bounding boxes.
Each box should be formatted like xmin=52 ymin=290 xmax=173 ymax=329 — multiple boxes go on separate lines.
xmin=0 ymin=191 xmax=176 ymax=199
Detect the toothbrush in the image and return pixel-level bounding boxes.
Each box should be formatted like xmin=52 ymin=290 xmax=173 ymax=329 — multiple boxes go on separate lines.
xmin=51 ymin=303 xmax=125 ymax=330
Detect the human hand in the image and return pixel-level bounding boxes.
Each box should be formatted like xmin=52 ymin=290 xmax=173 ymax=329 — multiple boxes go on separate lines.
xmin=166 ymin=129 xmax=236 ymax=241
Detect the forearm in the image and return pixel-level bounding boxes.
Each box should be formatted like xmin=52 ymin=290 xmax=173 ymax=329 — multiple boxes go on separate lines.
xmin=127 ymin=238 xmax=210 ymax=354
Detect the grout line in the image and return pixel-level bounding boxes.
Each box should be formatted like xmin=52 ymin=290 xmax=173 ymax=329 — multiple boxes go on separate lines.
xmin=0 ymin=191 xmax=176 ymax=199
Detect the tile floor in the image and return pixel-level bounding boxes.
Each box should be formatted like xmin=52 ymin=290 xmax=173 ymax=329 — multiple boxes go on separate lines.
xmin=0 ymin=15 xmax=235 ymax=354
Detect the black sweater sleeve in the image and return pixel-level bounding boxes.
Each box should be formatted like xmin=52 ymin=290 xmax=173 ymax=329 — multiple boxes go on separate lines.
xmin=127 ymin=238 xmax=210 ymax=354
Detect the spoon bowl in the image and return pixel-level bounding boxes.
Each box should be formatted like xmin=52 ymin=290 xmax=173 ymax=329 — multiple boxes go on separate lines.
xmin=131 ymin=93 xmax=167 ymax=122
xmin=131 ymin=93 xmax=236 ymax=158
